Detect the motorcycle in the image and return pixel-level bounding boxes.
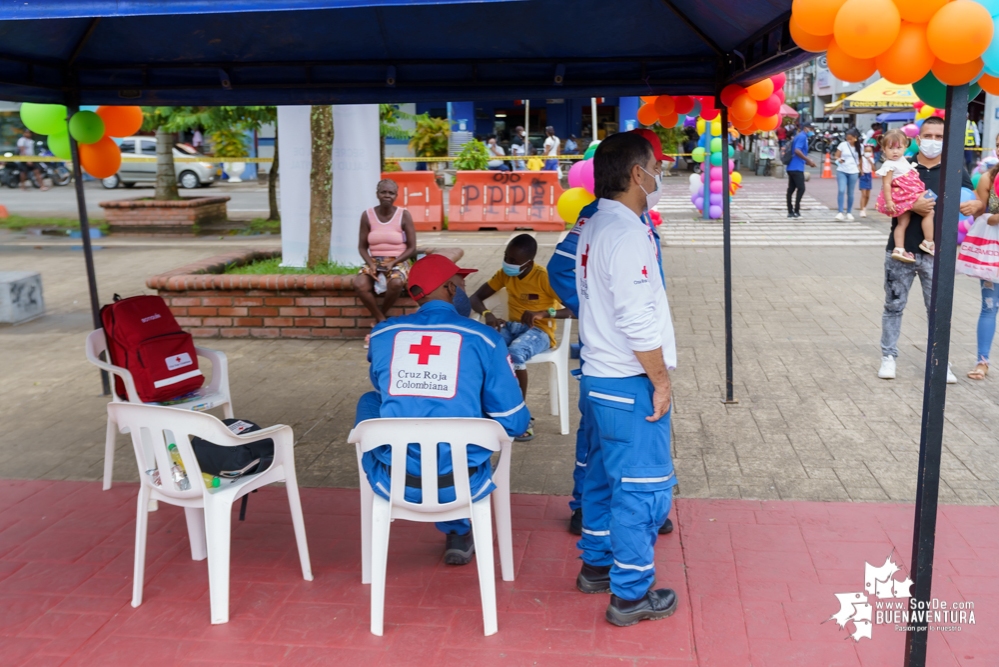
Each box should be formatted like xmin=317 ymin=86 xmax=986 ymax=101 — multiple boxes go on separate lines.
xmin=34 ymin=141 xmax=71 ymax=186
xmin=0 ymin=154 xmax=29 ymax=188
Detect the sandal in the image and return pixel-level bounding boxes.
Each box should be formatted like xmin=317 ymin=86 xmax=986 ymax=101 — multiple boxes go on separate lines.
xmin=891 ymin=247 xmax=916 ymax=263
xmin=919 ymin=240 xmax=935 ymax=256
xmin=968 ymin=363 xmax=988 ymax=380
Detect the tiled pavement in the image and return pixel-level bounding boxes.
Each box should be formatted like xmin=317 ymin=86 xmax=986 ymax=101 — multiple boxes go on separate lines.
xmin=0 ymin=479 xmax=995 ymax=666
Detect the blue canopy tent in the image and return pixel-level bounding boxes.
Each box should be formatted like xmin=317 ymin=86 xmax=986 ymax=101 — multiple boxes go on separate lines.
xmin=0 ymin=4 xmax=960 ymax=664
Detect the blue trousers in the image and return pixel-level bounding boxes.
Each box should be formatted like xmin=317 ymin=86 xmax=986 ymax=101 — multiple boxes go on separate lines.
xmin=355 ymin=392 xmax=472 ymax=535
xmin=836 ymin=171 xmax=858 ymax=213
xmin=578 ymin=375 xmax=676 ymax=601
xmin=569 ymin=370 xmax=593 ymax=511
xmin=977 ymin=280 xmax=999 ymax=364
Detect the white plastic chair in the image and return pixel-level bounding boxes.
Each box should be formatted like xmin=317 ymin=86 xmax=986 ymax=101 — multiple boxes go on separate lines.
xmin=348 ymin=418 xmax=515 ymax=637
xmin=525 ymin=318 xmax=572 ymax=435
xmin=86 ymin=329 xmax=235 ymax=491
xmin=108 ymin=402 xmax=312 ymax=625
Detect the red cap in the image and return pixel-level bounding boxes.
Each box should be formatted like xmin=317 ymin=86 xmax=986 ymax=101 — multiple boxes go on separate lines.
xmin=630 ymin=128 xmax=675 ymax=162
xmin=407 ymin=254 xmax=477 ymax=299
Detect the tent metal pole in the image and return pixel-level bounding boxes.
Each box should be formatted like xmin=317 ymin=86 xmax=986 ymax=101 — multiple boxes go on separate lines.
xmin=591 ymin=97 xmax=598 ymax=141
xmin=68 ymin=104 xmax=110 ymax=396
xmin=720 ymin=106 xmax=736 ymax=404
xmin=524 ymin=99 xmax=530 ymax=158
xmin=903 ymin=83 xmax=968 ymax=667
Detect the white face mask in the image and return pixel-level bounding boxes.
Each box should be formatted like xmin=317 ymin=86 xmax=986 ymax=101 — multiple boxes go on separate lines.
xmin=639 ymin=165 xmax=663 ymax=211
xmin=919 ymin=139 xmax=943 ymax=159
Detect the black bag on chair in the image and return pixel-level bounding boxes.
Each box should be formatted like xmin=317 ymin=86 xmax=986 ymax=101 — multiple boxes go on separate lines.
xmin=192 ymin=418 xmax=275 ymax=478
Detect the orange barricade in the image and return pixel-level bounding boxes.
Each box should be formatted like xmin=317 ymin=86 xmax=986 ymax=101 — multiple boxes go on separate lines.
xmin=381 ymin=171 xmax=443 ymax=231
xmin=448 ymin=171 xmax=565 ymax=231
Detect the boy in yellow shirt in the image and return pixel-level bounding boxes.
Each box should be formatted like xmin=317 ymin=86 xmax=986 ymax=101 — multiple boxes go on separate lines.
xmin=470 ymin=234 xmax=571 ymax=441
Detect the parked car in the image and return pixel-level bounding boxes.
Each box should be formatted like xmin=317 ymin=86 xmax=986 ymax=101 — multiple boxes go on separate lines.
xmin=101 ymin=137 xmax=220 ymax=189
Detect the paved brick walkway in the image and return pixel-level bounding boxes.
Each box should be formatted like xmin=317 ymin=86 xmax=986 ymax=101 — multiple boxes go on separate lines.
xmin=1 ymin=480 xmax=995 ymax=666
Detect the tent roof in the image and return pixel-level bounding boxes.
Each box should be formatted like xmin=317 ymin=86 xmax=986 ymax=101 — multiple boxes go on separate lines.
xmin=0 ymin=0 xmax=809 ymax=105
xmin=824 ymin=78 xmax=916 ymax=114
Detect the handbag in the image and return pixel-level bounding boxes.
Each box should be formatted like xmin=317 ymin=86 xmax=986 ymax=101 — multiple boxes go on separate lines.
xmin=957 ymin=214 xmax=999 ymax=282
xmin=192 ymin=419 xmax=274 ymax=478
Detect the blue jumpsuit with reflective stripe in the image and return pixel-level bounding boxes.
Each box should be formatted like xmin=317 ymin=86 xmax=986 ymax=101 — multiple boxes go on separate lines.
xmin=358 ymin=300 xmax=531 ymax=535
xmin=546 ymin=203 xmax=664 ymax=512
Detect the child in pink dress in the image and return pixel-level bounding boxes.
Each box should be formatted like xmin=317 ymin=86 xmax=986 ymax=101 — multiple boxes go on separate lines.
xmin=877 ymin=129 xmax=930 ymax=263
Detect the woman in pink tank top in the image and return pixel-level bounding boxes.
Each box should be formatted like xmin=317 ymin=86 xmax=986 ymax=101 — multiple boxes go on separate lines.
xmin=354 ymin=178 xmax=417 ymax=345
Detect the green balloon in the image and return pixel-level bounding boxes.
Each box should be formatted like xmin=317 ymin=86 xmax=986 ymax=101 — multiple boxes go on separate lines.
xmin=47 ymin=131 xmax=72 ymax=160
xmin=20 ymin=103 xmax=67 ymax=136
xmin=69 ymin=110 xmax=105 ymax=144
xmin=710 ymin=138 xmax=722 ymax=153
xmin=709 ymin=151 xmax=723 ymax=167
xmin=691 ymin=146 xmax=706 ymax=163
xmin=913 ymin=72 xmax=981 ymax=109
xmin=583 ymin=140 xmax=600 ymax=159
xmin=972 ymin=171 xmax=982 ymax=190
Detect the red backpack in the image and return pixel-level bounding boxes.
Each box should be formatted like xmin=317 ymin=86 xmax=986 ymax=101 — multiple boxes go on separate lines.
xmin=100 ymin=294 xmax=204 ymax=403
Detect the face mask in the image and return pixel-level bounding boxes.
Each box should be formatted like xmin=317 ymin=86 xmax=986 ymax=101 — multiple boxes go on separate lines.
xmin=919 ymin=139 xmax=943 ymax=159
xmin=502 ymin=260 xmax=529 ymax=276
xmin=639 ymin=166 xmax=662 ymax=211
xmin=452 ymin=285 xmax=472 ymax=318
xmin=806 ymin=131 xmax=814 ymax=137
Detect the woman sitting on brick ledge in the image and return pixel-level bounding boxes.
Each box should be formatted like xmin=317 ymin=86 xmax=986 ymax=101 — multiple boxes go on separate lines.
xmin=354 ymin=178 xmax=417 ymax=347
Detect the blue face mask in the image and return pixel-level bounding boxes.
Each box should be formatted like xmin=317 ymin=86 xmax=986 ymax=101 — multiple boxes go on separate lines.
xmin=452 ymin=285 xmax=472 ymax=318
xmin=502 ymin=260 xmax=528 ymax=276
xmin=806 ymin=131 xmax=815 ymax=138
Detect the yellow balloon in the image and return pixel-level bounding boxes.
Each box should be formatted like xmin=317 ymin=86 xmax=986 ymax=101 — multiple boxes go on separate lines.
xmin=696 ymin=118 xmax=706 ymax=135
xmin=916 ymin=105 xmax=934 ymax=120
xmin=710 ymin=120 xmax=722 ymax=136
xmin=557 ymin=187 xmax=596 ymax=224
xmin=731 ymin=171 xmax=743 ymax=185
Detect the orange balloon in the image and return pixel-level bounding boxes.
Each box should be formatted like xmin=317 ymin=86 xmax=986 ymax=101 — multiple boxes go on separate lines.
xmin=637 ymin=104 xmax=660 ymax=126
xmin=792 ymin=0 xmax=848 ymax=36
xmin=875 ymin=21 xmax=936 ymax=85
xmin=932 ymin=57 xmax=984 ymax=85
xmin=834 ymin=0 xmax=900 ymax=60
xmin=654 ymin=95 xmax=676 ymax=116
xmin=732 ymin=116 xmax=753 ymax=131
xmin=729 ymin=94 xmax=758 ymax=121
xmin=755 ymin=114 xmax=781 ymax=132
xmin=96 ymin=106 xmax=143 ymax=138
xmin=891 ymin=0 xmax=948 ymax=23
xmin=826 ymin=39 xmax=878 ymax=82
xmin=739 ymin=122 xmax=759 ymax=136
xmin=79 ymin=136 xmax=121 ymax=179
xmin=927 ymin=0 xmax=994 ymax=64
xmin=979 ymin=73 xmax=999 ymax=95
xmin=658 ymin=111 xmax=679 ymax=127
xmin=746 ymin=78 xmax=775 ymax=101
xmin=790 ymin=15 xmax=834 ymax=52
xmin=640 ymin=96 xmax=658 ymax=103
xmin=720 ymin=84 xmax=746 ymax=107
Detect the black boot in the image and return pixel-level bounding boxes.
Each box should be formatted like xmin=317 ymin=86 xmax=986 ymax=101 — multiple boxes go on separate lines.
xmin=606 ymin=588 xmax=678 ymax=627
xmin=444 ymin=531 xmax=474 ymax=565
xmin=576 ymin=563 xmax=611 ymax=593
xmin=658 ymin=518 xmax=673 ymax=535
xmin=569 ymin=508 xmax=582 ymax=535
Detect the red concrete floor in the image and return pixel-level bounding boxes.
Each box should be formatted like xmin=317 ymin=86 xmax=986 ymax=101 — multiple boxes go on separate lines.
xmin=0 ymin=479 xmax=995 ymax=666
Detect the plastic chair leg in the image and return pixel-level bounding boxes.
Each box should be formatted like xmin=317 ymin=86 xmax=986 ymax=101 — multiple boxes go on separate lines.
xmin=557 ymin=360 xmax=570 ymax=435
xmin=184 ymin=507 xmax=208 ymax=561
xmin=548 ymin=363 xmax=559 ymax=416
xmin=369 ymin=494 xmax=392 ymax=636
xmin=103 ymin=417 xmax=116 ymax=491
xmin=284 ymin=469 xmax=313 ymax=581
xmin=222 ymin=401 xmax=234 ymax=420
xmin=204 ymin=498 xmax=233 ymax=625
xmin=492 ymin=485 xmax=514 ymax=582
xmin=470 ymin=497 xmax=498 ymax=636
xmin=360 ymin=480 xmax=373 ymax=585
xmin=131 ymin=485 xmax=150 ymax=608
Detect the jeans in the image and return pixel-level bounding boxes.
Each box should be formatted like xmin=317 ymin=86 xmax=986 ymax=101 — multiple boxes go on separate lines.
xmin=544 ymin=159 xmax=558 ymax=171
xmin=499 ymin=321 xmax=552 ymax=370
xmin=836 ymin=171 xmax=859 ymax=213
xmin=786 ymin=170 xmax=805 ymax=214
xmin=977 ymin=280 xmax=999 ymax=364
xmin=881 ymin=251 xmax=934 ymax=358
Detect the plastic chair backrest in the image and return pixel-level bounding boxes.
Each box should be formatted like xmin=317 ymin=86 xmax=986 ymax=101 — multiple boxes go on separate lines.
xmin=349 ymin=418 xmax=509 ymax=515
xmin=107 ymin=403 xmax=236 ymax=502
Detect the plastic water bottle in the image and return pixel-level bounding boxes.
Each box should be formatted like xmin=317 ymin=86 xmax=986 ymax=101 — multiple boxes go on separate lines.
xmin=202 ymin=472 xmax=220 ymax=489
xmin=167 ymin=443 xmax=191 ymax=491
xmin=145 ymin=467 xmax=162 ymax=487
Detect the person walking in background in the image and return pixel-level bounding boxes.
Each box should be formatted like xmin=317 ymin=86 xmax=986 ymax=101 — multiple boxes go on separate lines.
xmin=543 ymin=126 xmax=560 ymax=171
xmin=968 ymin=132 xmax=999 ymax=380
xmin=966 ymin=115 xmax=981 ymax=173
xmin=16 ymin=129 xmax=47 ymax=191
xmin=511 ymin=126 xmax=526 ymax=170
xmin=858 ymin=142 xmax=875 ymax=218
xmin=834 ymin=128 xmax=861 ymax=221
xmin=786 ymin=123 xmax=815 ymax=218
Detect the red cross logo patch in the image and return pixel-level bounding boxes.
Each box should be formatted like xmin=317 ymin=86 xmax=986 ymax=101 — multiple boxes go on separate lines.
xmin=581 ymin=244 xmax=590 ymax=278
xmin=641 ymin=266 xmax=648 ymax=278
xmin=409 ymin=335 xmax=441 ymax=365
xmin=390 ymin=330 xmax=462 ymax=398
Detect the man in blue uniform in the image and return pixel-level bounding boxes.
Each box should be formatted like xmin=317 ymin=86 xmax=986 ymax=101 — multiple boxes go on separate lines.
xmin=574 ymin=131 xmax=678 ymax=626
xmin=547 ymin=128 xmax=673 ymax=539
xmin=356 ymin=254 xmax=531 ymax=565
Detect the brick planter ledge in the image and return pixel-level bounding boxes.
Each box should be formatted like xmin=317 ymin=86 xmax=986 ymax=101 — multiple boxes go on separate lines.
xmin=101 ymin=196 xmax=230 ymax=235
xmin=147 ymin=247 xmax=461 ymax=339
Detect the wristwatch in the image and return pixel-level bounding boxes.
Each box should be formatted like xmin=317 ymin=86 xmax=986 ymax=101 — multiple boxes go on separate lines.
xmin=547 ymin=307 xmax=557 ymax=318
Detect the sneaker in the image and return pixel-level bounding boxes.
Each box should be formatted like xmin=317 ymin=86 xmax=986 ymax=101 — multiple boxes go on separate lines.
xmin=860 ymin=210 xmax=867 ymax=218
xmin=514 ymin=419 xmax=535 ymax=442
xmin=787 ymin=212 xmax=796 ymax=218
xmin=846 ymin=213 xmax=855 ymax=221
xmin=878 ymin=355 xmax=896 ymax=380
xmin=569 ymin=508 xmax=582 ymax=535
xmin=947 ymin=363 xmax=957 ymax=385
xmin=835 ymin=212 xmax=846 ymax=221
xmin=444 ymin=532 xmax=475 ymax=566
xmin=659 ymin=518 xmax=674 ymax=535
xmin=793 ymin=211 xmax=802 ymax=218
xmin=606 ymin=588 xmax=678 ymax=627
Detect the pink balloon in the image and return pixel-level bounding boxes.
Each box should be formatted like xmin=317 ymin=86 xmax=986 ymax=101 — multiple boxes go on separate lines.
xmin=902 ymin=124 xmax=919 ymax=138
xmin=579 ymin=159 xmax=595 ymax=195
xmin=709 ymin=205 xmax=722 ymax=219
xmin=729 ymin=159 xmax=735 ymax=171
xmin=710 ymin=180 xmax=723 ymax=193
xmin=567 ymin=160 xmax=586 ymax=189
xmin=756 ymin=94 xmax=781 ymax=117
xmin=771 ymin=72 xmax=787 ymax=90
xmin=775 ymin=89 xmax=785 ymax=104
xmin=710 ymin=166 xmax=723 ymax=180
